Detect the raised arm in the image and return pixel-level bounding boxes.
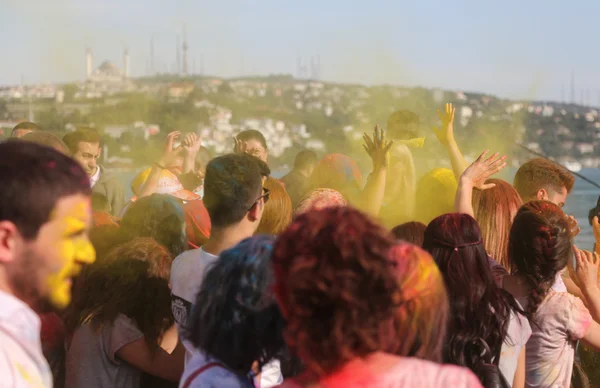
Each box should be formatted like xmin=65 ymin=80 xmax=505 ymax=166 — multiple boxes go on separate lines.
xmin=182 ymin=132 xmax=202 ymax=174
xmin=433 ymin=103 xmax=469 ymax=179
xmin=359 ymin=125 xmax=393 ymax=217
xmin=139 ymin=131 xmax=182 ymax=198
xmin=454 ymin=150 xmax=507 ymax=217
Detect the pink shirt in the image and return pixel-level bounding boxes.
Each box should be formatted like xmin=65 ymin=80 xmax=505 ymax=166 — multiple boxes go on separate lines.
xmin=278 ymin=353 xmax=482 ymax=388
xmin=517 ymin=290 xmax=592 ymax=388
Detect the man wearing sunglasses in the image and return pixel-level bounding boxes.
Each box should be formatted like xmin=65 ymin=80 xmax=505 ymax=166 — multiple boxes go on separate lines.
xmin=170 ymin=153 xmax=270 ymax=348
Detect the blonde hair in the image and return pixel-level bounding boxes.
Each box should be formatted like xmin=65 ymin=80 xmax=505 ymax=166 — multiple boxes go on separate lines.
xmin=473 ymin=179 xmax=522 ymax=270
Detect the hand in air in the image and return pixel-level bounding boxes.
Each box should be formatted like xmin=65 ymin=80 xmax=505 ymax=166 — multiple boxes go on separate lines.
xmin=460 ymin=150 xmax=507 ymax=190
xmin=568 ymin=246 xmax=599 ymax=291
xmin=433 ymin=103 xmax=456 ymax=146
xmin=183 ymin=133 xmax=202 ymax=156
xmin=233 ymin=137 xmax=247 ymax=154
xmin=159 ymin=131 xmax=183 ymax=167
xmin=363 ymin=125 xmax=394 ymax=170
xmin=592 ymin=216 xmax=600 ymax=244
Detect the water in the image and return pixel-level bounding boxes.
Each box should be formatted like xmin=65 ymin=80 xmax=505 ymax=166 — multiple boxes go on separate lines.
xmin=114 ymin=167 xmax=600 ymax=248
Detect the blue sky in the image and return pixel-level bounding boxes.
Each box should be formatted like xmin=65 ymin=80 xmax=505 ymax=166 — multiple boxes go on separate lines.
xmin=2 ymin=0 xmax=600 ymax=101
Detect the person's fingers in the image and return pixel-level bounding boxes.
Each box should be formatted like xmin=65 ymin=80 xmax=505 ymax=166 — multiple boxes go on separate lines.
xmin=476 ymin=150 xmax=489 ymax=162
xmin=481 ymin=183 xmax=497 ymax=190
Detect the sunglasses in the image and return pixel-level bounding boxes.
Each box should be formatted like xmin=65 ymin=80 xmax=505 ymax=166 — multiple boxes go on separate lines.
xmin=248 ymin=187 xmax=270 ymax=210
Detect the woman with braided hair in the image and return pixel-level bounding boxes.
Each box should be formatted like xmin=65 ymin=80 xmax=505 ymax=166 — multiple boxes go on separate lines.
xmin=502 ymin=200 xmax=600 ymax=387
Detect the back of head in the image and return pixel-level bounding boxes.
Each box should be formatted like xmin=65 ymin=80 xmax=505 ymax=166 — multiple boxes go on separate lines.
xmin=89 ymin=224 xmax=127 ymax=263
xmin=293 ymin=150 xmax=318 ymax=171
xmin=11 ymin=121 xmax=42 ymax=138
xmin=391 ymin=222 xmax=426 ymax=247
xmin=21 ymin=131 xmax=69 ymax=154
xmin=472 ymin=179 xmax=522 ymax=270
xmin=62 ymin=128 xmax=102 ymax=155
xmin=120 ymin=194 xmax=186 ymax=257
xmin=509 ymin=200 xmax=572 ymax=316
xmin=389 ymin=243 xmax=448 ymax=363
xmin=256 ymin=177 xmax=292 ymax=236
xmin=294 ymin=189 xmax=348 ymax=216
xmin=203 ymin=153 xmax=270 ymax=228
xmin=513 ymin=158 xmax=574 ymax=202
xmin=186 ymin=235 xmax=283 ymax=375
xmin=310 ymin=154 xmax=362 ymax=203
xmin=0 ymin=142 xmax=90 ymax=239
xmin=273 ymin=206 xmax=399 ymax=375
xmin=423 ymin=213 xmax=514 ymax=370
xmin=415 ymin=168 xmax=457 ymax=224
xmin=67 ymin=238 xmax=173 ymax=347
xmin=386 ymin=110 xmax=420 ymax=140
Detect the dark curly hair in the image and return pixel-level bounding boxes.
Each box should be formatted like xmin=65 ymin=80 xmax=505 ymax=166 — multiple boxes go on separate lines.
xmin=423 ymin=213 xmax=523 ymax=374
xmin=120 ymin=194 xmax=187 ymax=257
xmin=65 ymin=238 xmax=174 ymax=350
xmin=185 ymin=235 xmax=285 ymax=376
xmin=272 ymin=206 xmax=399 ymax=376
xmin=509 ymin=200 xmax=572 ymax=316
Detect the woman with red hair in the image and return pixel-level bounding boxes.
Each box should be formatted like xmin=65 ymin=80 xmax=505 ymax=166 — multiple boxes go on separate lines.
xmin=273 ymin=207 xmax=481 ymax=387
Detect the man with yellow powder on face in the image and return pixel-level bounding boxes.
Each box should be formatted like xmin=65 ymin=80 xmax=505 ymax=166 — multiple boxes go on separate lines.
xmin=0 ymin=142 xmax=96 ymax=387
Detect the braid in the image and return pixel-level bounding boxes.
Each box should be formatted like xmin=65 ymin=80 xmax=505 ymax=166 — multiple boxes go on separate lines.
xmin=509 ymin=201 xmax=572 ymax=317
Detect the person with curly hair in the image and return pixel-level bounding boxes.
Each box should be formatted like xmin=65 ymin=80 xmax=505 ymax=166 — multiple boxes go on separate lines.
xmin=388 ymin=243 xmax=448 ymax=363
xmin=120 ymin=194 xmax=187 ymax=257
xmin=181 ymin=235 xmax=286 ymax=388
xmin=65 ymin=238 xmax=183 ymax=388
xmin=273 ymin=207 xmax=481 ymax=388
xmin=501 ymin=201 xmax=600 ymax=387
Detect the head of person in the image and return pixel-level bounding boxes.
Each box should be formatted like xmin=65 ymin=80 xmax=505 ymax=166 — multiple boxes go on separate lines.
xmin=89 ymin=224 xmax=127 ymax=263
xmin=273 ymin=207 xmax=399 ymax=375
xmin=63 ymin=128 xmax=102 ymax=177
xmin=386 ymin=110 xmax=420 ymax=140
xmin=310 ymin=154 xmax=362 ymax=205
xmin=120 ymin=194 xmax=186 ymax=257
xmin=509 ymin=201 xmax=572 ymax=316
xmin=389 ymin=243 xmax=448 ymax=363
xmin=11 ymin=121 xmax=42 ymax=139
xmin=293 ymin=150 xmax=319 ymax=177
xmin=256 ymin=177 xmax=292 ymax=236
xmin=237 ymin=130 xmax=268 ymax=163
xmin=185 ymin=235 xmax=285 ymax=375
xmin=391 ymin=221 xmax=426 ymax=247
xmin=203 ymin=154 xmax=271 ymax=236
xmin=472 ymin=179 xmax=522 ymax=270
xmin=513 ymin=158 xmax=575 ymax=207
xmin=423 ymin=213 xmax=519 ymax=370
xmin=415 ymin=168 xmax=457 ymax=224
xmin=66 ymin=238 xmax=173 ymax=347
xmin=0 ymin=142 xmax=95 ymax=311
xmin=294 ymin=188 xmax=348 ymax=216
xmin=20 ymin=132 xmax=69 ymax=154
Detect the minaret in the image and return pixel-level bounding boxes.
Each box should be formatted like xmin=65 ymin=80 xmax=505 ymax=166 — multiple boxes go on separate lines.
xmin=176 ymin=35 xmax=181 ymax=75
xmin=182 ymin=24 xmax=189 ymax=75
xmin=86 ymin=48 xmax=93 ymax=79
xmin=124 ymin=48 xmax=130 ymax=78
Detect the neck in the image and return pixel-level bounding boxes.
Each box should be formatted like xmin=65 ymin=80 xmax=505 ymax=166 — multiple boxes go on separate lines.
xmin=202 ymin=224 xmax=254 ymax=256
xmin=0 ymin=271 xmax=38 ymax=312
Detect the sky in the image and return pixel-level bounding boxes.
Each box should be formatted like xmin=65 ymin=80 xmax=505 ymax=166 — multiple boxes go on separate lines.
xmin=2 ymin=0 xmax=600 ymax=102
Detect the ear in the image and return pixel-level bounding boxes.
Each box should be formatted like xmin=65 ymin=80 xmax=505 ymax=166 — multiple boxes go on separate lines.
xmin=247 ymin=202 xmax=261 ymax=222
xmin=536 ymin=188 xmax=548 ymax=201
xmin=0 ymin=221 xmax=22 ymax=265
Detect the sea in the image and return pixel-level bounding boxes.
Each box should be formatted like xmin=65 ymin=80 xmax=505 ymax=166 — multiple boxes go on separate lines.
xmin=114 ymin=167 xmax=600 ymax=249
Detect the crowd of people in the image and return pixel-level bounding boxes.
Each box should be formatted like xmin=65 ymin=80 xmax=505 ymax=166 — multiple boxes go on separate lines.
xmin=1 ymin=102 xmax=600 ymax=388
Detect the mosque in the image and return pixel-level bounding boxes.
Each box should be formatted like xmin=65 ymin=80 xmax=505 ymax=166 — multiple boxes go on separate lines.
xmin=83 ymin=48 xmax=134 ymax=94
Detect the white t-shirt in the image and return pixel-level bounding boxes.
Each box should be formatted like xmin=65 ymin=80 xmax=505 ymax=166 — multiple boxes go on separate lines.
xmin=170 ymin=247 xmax=283 ymax=388
xmin=499 ymin=309 xmax=532 ymax=385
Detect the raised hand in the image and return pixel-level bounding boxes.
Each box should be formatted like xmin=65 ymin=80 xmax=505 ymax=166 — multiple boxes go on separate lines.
xmin=433 ymin=103 xmax=456 ymax=146
xmin=460 ymin=150 xmax=507 ymax=190
xmin=233 ymin=137 xmax=247 ymax=154
xmin=568 ymin=215 xmax=581 ymax=238
xmin=363 ymin=125 xmax=394 ymax=170
xmin=568 ymin=246 xmax=599 ymax=291
xmin=158 ymin=131 xmax=183 ymax=167
xmin=183 ymin=133 xmax=202 ymax=156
